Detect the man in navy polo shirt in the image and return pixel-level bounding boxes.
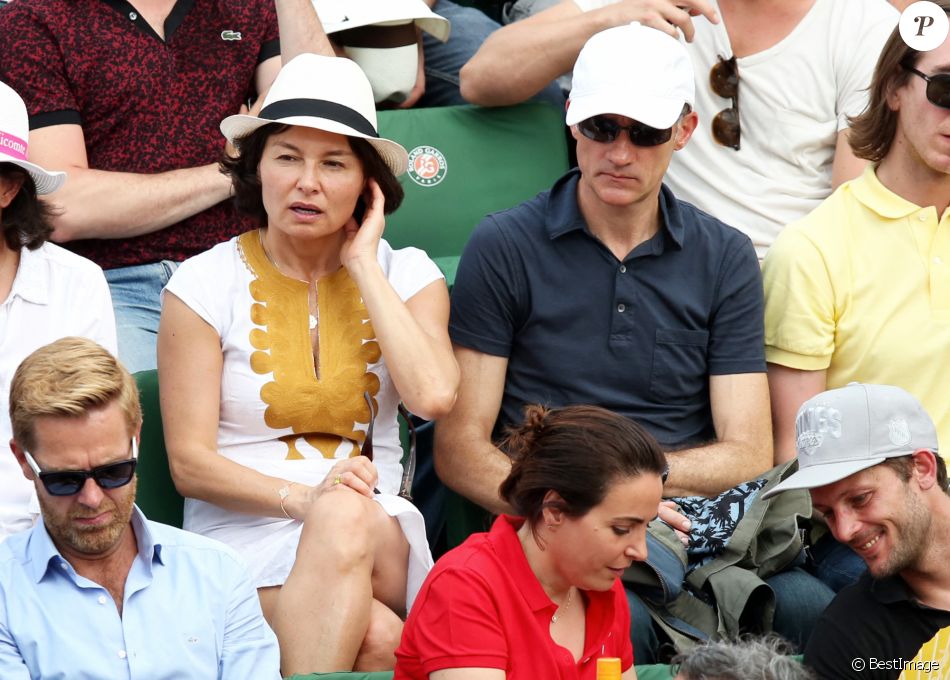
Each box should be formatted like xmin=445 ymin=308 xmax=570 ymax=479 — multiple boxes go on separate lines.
xmin=436 ymin=23 xmax=811 ymax=660
xmin=0 ymin=0 xmax=332 ymax=374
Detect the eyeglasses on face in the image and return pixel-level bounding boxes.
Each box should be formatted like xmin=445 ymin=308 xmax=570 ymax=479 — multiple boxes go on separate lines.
xmin=710 ymin=55 xmax=740 ymax=150
xmin=23 ymin=438 xmax=139 ymax=497
xmin=576 ymin=115 xmax=674 ymax=147
xmin=903 ymin=64 xmax=950 ymax=109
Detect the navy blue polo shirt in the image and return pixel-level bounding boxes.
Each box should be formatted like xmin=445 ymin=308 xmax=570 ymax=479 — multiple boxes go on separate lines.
xmin=449 ymin=169 xmax=765 ymax=448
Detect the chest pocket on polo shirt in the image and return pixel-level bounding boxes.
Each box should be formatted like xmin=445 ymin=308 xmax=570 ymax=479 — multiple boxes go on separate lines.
xmin=649 ymin=329 xmax=709 ymax=402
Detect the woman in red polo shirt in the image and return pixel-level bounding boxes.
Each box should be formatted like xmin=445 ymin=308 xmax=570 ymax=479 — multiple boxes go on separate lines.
xmin=394 ymin=404 xmax=667 ymax=679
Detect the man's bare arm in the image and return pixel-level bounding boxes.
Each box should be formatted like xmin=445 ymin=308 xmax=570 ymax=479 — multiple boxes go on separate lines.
xmin=434 ymin=346 xmax=514 ymax=515
xmin=32 ymin=124 xmax=233 ymax=242
xmin=663 ymin=372 xmax=773 ymax=497
xmin=460 ymin=0 xmax=718 ymax=107
xmin=274 ymin=0 xmax=335 ymax=62
xmin=767 ymin=363 xmax=827 ymax=464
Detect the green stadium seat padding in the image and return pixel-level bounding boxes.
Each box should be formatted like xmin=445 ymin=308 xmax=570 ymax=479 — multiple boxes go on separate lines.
xmin=378 ymin=103 xmax=569 ymax=286
xmin=133 ymin=369 xmax=184 ymax=528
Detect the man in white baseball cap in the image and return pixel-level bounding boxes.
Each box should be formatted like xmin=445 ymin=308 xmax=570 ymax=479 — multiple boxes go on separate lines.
xmin=437 ymin=22 xmax=798 ymax=661
xmin=764 ymin=383 xmax=950 ymax=680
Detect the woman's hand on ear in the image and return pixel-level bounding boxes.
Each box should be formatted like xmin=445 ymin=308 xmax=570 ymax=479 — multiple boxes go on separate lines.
xmin=340 ymin=178 xmax=386 ymax=273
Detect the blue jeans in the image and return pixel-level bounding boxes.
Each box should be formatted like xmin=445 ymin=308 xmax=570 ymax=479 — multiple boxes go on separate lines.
xmin=767 ymin=567 xmax=835 ymax=651
xmin=421 ymin=0 xmax=564 ymax=108
xmin=105 ymin=260 xmax=179 ymax=374
xmin=808 ymin=532 xmax=867 ymax=593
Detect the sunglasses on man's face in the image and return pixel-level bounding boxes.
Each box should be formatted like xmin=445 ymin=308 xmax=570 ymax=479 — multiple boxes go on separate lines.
xmin=576 ymin=115 xmax=674 ymax=147
xmin=23 ymin=438 xmax=138 ymax=497
xmin=903 ymin=64 xmax=950 ymax=109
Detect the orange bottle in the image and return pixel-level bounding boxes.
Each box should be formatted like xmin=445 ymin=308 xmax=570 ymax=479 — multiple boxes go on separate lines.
xmin=596 ymin=657 xmax=622 ymax=680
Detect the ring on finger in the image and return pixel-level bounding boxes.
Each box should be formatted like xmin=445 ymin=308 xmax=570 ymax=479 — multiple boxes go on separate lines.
xmin=333 ymin=474 xmax=343 ymax=485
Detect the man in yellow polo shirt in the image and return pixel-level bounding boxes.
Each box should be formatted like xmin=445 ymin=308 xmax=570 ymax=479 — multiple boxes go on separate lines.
xmin=764 ymin=9 xmax=950 ymax=466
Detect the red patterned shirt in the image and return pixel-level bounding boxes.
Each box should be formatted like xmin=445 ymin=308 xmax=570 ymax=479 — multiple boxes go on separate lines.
xmin=0 ymin=0 xmax=279 ymax=269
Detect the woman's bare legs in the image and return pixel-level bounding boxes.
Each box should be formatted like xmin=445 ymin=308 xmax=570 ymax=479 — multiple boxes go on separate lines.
xmin=270 ymin=488 xmax=410 ymax=675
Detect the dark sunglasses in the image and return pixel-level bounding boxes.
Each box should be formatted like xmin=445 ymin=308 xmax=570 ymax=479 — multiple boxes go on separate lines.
xmin=710 ymin=55 xmax=740 ymax=150
xmin=576 ymin=115 xmax=674 ymax=147
xmin=903 ymin=64 xmax=950 ymax=109
xmin=24 ymin=438 xmax=138 ymax=497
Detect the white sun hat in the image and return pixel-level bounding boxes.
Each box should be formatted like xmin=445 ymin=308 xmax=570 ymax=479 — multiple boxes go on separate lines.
xmin=220 ymin=54 xmax=409 ymax=176
xmin=0 ymin=81 xmax=65 ymax=195
xmin=313 ymin=0 xmax=450 ymax=42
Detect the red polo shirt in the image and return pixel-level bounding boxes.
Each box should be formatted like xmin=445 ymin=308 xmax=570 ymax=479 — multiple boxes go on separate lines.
xmin=0 ymin=0 xmax=279 ymax=269
xmin=394 ymin=515 xmax=634 ymax=679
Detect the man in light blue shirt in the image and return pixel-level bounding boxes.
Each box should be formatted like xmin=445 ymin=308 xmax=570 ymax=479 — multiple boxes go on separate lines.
xmin=0 ymin=336 xmax=281 ymax=679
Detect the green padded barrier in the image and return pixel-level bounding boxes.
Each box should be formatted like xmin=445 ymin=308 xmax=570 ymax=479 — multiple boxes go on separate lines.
xmin=133 ymin=369 xmax=185 ymax=528
xmin=378 ymin=103 xmax=569 ymax=286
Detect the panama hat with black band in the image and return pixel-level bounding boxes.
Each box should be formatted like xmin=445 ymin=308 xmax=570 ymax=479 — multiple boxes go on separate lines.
xmin=220 ymin=53 xmax=408 ymax=176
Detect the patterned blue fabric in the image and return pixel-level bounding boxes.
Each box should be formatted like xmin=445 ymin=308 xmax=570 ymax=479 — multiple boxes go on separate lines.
xmin=671 ymin=478 xmax=769 ymax=571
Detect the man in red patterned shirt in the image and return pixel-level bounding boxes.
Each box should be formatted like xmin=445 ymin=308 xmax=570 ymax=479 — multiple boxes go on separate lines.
xmin=0 ymin=0 xmax=332 ymax=372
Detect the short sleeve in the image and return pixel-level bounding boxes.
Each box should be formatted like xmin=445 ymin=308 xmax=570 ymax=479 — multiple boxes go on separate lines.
xmin=707 ymin=234 xmax=766 ymax=375
xmin=256 ymin=0 xmax=280 ymax=63
xmin=762 ymin=226 xmax=836 ymax=370
xmin=379 ymin=242 xmax=445 ymax=302
xmin=0 ymin=5 xmax=82 ymax=127
xmin=220 ymin=551 xmax=282 ymax=679
xmin=834 ymin=1 xmax=898 ymax=130
xmin=163 ymin=243 xmax=240 ymax=337
xmin=448 ymin=216 xmax=527 ymax=358
xmin=406 ymin=569 xmax=508 ymax=675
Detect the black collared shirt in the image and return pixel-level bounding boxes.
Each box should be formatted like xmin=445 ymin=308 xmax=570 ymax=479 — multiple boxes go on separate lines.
xmin=449 ymin=168 xmax=764 ymax=448
xmin=805 ymin=573 xmax=950 ymax=679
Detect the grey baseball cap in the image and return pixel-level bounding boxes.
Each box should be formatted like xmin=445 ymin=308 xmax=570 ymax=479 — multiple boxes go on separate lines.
xmin=762 ymin=383 xmax=939 ymax=499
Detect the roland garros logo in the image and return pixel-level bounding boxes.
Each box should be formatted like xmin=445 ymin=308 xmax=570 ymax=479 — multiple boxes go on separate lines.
xmin=407 ymin=145 xmax=447 ymax=187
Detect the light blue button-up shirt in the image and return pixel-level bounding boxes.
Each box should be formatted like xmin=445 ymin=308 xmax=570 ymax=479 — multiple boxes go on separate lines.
xmin=0 ymin=506 xmax=281 ymax=679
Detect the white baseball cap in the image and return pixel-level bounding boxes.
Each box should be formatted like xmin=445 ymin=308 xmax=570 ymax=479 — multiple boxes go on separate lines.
xmin=762 ymin=383 xmax=940 ymax=499
xmin=0 ymin=81 xmax=65 ymax=195
xmin=220 ymin=54 xmax=408 ymax=175
xmin=566 ymin=22 xmax=695 ymax=130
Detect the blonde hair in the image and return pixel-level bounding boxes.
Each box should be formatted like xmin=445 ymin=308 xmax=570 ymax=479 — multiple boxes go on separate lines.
xmin=9 ymin=337 xmax=141 ymax=450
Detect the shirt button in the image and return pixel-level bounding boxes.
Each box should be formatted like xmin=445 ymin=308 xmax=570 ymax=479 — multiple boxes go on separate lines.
xmin=935 ymin=256 xmax=943 ymax=265
xmin=617 ymin=303 xmax=626 ymax=313
xmin=97 ymin=595 xmax=107 ymax=605
xmin=118 ymin=650 xmax=127 ymax=659
xmin=919 ymin=214 xmax=927 ymax=221
xmin=129 ymin=11 xmax=137 ymax=19
xmin=619 ymin=265 xmax=627 ymax=273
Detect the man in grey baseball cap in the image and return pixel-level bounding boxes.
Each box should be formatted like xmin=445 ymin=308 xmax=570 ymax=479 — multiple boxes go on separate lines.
xmin=765 ymin=383 xmax=950 ymax=680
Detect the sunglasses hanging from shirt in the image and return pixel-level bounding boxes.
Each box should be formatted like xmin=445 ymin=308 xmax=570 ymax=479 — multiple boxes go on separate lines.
xmin=903 ymin=63 xmax=950 ymax=109
xmin=710 ymin=55 xmax=740 ymax=150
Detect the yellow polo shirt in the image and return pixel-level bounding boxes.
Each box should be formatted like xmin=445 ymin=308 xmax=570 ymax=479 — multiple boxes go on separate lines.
xmin=764 ymin=165 xmax=950 ymax=452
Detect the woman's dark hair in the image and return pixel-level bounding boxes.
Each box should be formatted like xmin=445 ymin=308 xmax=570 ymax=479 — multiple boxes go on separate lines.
xmin=499 ymin=404 xmax=667 ymax=538
xmin=219 ymin=123 xmax=405 ymax=226
xmin=848 ymin=0 xmax=950 ymax=162
xmin=1 ymin=164 xmax=54 ymax=251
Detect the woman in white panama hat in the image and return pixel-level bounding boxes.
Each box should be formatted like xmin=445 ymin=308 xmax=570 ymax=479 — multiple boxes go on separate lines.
xmin=157 ymin=53 xmax=458 ymax=674
xmin=0 ymin=80 xmax=117 ymax=541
